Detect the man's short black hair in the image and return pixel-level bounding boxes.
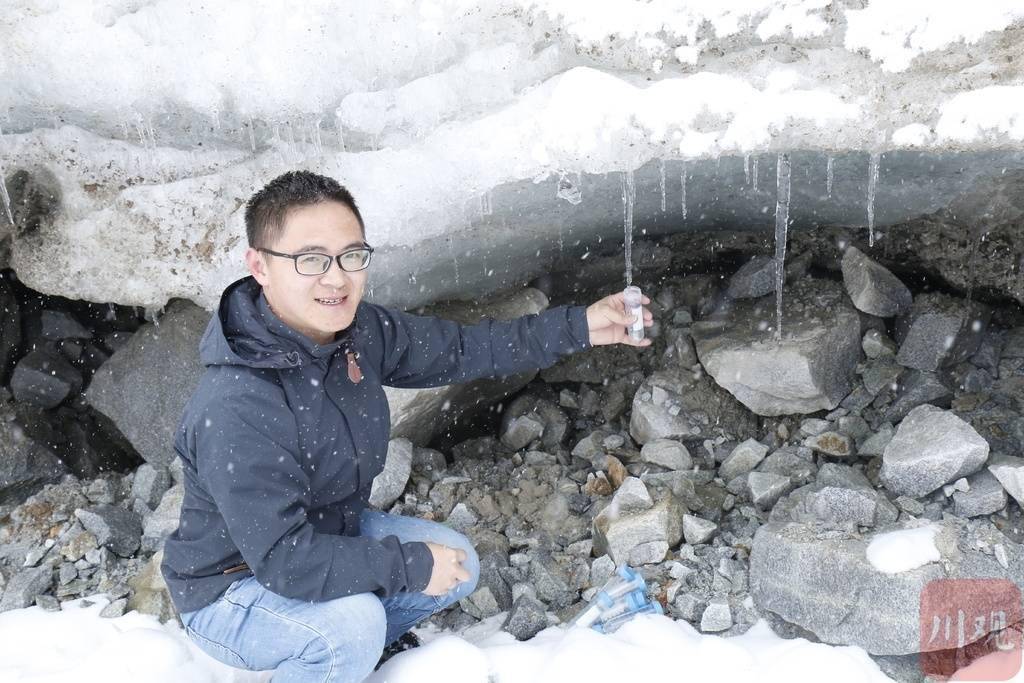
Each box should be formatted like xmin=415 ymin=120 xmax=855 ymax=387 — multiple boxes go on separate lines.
xmin=245 ymin=170 xmax=365 ymax=249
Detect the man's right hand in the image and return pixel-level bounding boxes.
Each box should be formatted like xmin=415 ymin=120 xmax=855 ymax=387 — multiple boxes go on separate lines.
xmin=423 ymin=542 xmax=470 ymax=596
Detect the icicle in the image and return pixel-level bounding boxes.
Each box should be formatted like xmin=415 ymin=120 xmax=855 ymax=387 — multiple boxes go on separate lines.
xmin=774 ymin=153 xmax=792 ymax=341
xmin=621 ymin=170 xmax=636 ymax=286
xmin=743 ymin=154 xmax=751 ymax=185
xmin=680 ymin=160 xmax=687 ymax=221
xmin=0 ymin=161 xmax=13 ymax=227
xmin=313 ymin=119 xmax=323 ymax=156
xmin=826 ymin=155 xmax=834 ymax=197
xmin=336 ymin=114 xmax=346 ymax=152
xmin=659 ymin=159 xmax=666 ymax=212
xmin=480 ymin=189 xmax=493 ymax=216
xmin=248 ymin=118 xmax=256 ymax=152
xmin=752 ymin=156 xmax=759 ymax=192
xmin=867 ymin=152 xmax=880 ymax=247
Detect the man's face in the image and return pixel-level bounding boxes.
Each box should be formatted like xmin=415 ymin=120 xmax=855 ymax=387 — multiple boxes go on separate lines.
xmin=245 ymin=200 xmax=368 ymax=345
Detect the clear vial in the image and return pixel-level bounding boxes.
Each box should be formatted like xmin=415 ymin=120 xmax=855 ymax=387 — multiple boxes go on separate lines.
xmin=623 ymin=286 xmax=645 ymax=341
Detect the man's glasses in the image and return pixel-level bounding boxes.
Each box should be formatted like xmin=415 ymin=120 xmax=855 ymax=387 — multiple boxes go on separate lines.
xmin=258 ymin=245 xmax=374 ymax=275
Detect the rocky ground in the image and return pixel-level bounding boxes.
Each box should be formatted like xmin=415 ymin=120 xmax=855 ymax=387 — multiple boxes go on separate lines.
xmin=2 ymin=221 xmax=1024 ymax=683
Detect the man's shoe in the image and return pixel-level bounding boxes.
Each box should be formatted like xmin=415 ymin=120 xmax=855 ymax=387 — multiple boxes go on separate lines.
xmin=374 ymin=631 xmax=421 ymax=670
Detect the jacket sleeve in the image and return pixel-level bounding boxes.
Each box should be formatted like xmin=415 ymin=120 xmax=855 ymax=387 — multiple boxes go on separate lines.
xmin=376 ymin=303 xmax=592 ymax=389
xmin=194 ymin=390 xmax=434 ymax=601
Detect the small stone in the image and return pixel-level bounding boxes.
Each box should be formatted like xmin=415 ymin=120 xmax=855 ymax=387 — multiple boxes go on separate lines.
xmin=628 ymin=540 xmax=669 ymax=565
xmin=700 ymin=599 xmax=733 ymax=632
xmin=99 ymin=598 xmax=128 ymax=618
xmin=859 ymin=424 xmax=895 ymax=457
xmin=862 ymin=329 xmax=898 ymax=358
xmin=445 ymin=503 xmax=478 ymax=533
xmin=803 ymin=431 xmax=854 ymax=457
xmin=719 ymin=439 xmax=769 ymax=482
xmin=501 ymin=414 xmax=546 ymax=451
xmin=747 ymin=472 xmax=793 ymax=510
xmin=799 ymin=419 xmax=831 ymax=436
xmin=34 ymin=595 xmax=61 ymax=612
xmin=682 ymin=514 xmax=718 ymax=545
xmin=504 ymin=595 xmax=549 ymax=641
xmin=675 ymin=593 xmax=707 ymax=621
xmin=609 ymin=477 xmax=653 ymax=515
xmin=0 ymin=566 xmax=53 ymax=612
xmin=639 ymin=439 xmax=692 ymax=471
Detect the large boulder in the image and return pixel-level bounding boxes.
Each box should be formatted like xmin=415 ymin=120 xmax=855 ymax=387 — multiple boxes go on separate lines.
xmin=750 ymin=520 xmax=1024 ymax=655
xmin=85 ymin=300 xmax=209 ymax=467
xmin=691 ymin=279 xmax=861 ymax=416
xmin=0 ymin=405 xmax=68 ymax=506
xmin=880 ymin=405 xmax=989 ymax=498
xmin=840 ymin=246 xmax=912 ymax=317
xmin=387 ymin=288 xmax=549 ymax=445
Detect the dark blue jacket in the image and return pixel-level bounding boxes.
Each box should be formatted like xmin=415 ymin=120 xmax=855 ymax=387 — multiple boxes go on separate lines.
xmin=160 ymin=276 xmax=591 ymax=614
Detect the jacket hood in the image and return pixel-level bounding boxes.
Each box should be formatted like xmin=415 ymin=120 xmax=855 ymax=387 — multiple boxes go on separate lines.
xmin=199 ymin=276 xmax=361 ymax=369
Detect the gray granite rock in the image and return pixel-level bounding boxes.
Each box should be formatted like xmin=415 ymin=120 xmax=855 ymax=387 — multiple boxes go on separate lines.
xmin=880 ymin=405 xmax=989 ymax=498
xmin=841 ymin=246 xmax=912 ymax=317
xmin=700 ymin=599 xmax=733 ymax=632
xmin=720 ymin=438 xmax=769 ymax=482
xmin=500 ymin=414 xmax=545 ymax=451
xmin=747 ymin=472 xmax=793 ymax=510
xmin=692 ymin=279 xmax=861 ymax=416
xmin=609 ymin=477 xmax=653 ymax=515
xmin=0 ymin=408 xmax=68 ymax=506
xmin=74 ymin=505 xmax=142 ymax=557
xmin=639 ymin=439 xmax=692 ymax=471
xmin=0 ymin=565 xmax=52 ymax=612
xmin=881 ymin=370 xmax=952 ymax=423
xmin=592 ymin=496 xmax=684 ymax=565
xmin=727 ymin=256 xmax=777 ymax=300
xmin=85 ymin=300 xmax=209 ymax=467
xmin=952 ymin=470 xmax=1007 ymax=518
xmin=770 ymin=480 xmax=898 ymax=528
xmin=750 ymin=520 xmax=1024 ymax=655
xmin=895 ymin=293 xmax=991 ymax=372
xmin=629 ymin=369 xmax=756 ymax=444
xmin=142 ymin=484 xmax=183 ymax=552
xmin=859 ymin=423 xmax=895 ymax=457
xmin=11 ymin=347 xmax=82 ymax=409
xmin=131 ymin=463 xmax=172 ymax=511
xmin=988 ymin=455 xmax=1024 ymax=508
xmin=682 ymin=514 xmax=718 ymax=545
xmin=369 ymin=438 xmax=414 ymax=510
xmin=504 ymin=595 xmax=548 ymax=640
xmin=40 ymin=309 xmax=93 ymax=341
xmin=803 ymin=431 xmax=854 ymax=457
xmin=862 ymin=329 xmax=897 ymax=359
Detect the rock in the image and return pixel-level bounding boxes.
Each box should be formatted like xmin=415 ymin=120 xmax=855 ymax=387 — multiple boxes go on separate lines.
xmin=749 ymin=520 xmax=1024 ymax=655
xmin=10 ymin=347 xmax=82 ymax=409
xmin=34 ymin=595 xmax=60 ymax=612
xmin=880 ymin=405 xmax=989 ymax=498
xmin=504 ymin=595 xmax=548 ymax=640
xmin=607 ymin=477 xmax=653 ymax=515
xmin=858 ymin=423 xmax=895 ymax=457
xmin=770 ymin=479 xmax=898 ymax=528
xmin=445 ymin=502 xmax=478 ymax=533
xmin=369 ymin=438 xmax=414 ymax=510
xmin=127 ymin=550 xmax=174 ymax=622
xmin=0 ymin=278 xmax=21 ymax=377
xmin=757 ymin=447 xmax=818 ymax=488
xmin=862 ymin=329 xmax=897 ymax=359
xmin=952 ymin=470 xmax=1007 ymax=518
xmin=727 ymin=256 xmax=777 ymax=299
xmin=142 ymin=484 xmax=183 ymax=552
xmin=500 ymin=414 xmax=545 ymax=451
xmin=895 ymin=293 xmax=990 ymax=372
xmin=0 ymin=408 xmax=67 ymax=506
xmin=747 ymin=472 xmax=793 ymax=510
xmin=691 ymin=279 xmax=861 ymax=416
xmin=501 ymin=396 xmax=569 ymax=452
xmin=593 ymin=496 xmax=684 ymax=565
xmin=639 ymin=439 xmax=692 ymax=471
xmin=700 ymin=599 xmax=733 ymax=632
xmin=799 ymin=418 xmax=831 ymax=436
xmin=803 ymin=431 xmax=854 ymax=457
xmin=682 ymin=514 xmax=718 ymax=545
xmin=74 ymin=505 xmax=142 ymax=557
xmin=131 ymin=464 xmax=172 ymax=510
xmin=859 ymin=359 xmax=903 ymax=396
xmin=881 ymin=370 xmax=952 ymax=423
xmin=85 ymin=300 xmax=209 ymax=467
xmin=0 ymin=565 xmax=53 ymax=612
xmin=987 ymin=455 xmax=1024 ymax=508
xmin=40 ymin=309 xmax=93 ymax=340
xmin=629 ymin=369 xmax=757 ymax=444
xmin=675 ymin=593 xmax=707 ymax=622
xmin=628 ymin=540 xmax=669 ymax=565
xmin=99 ymin=597 xmax=128 ymax=618
xmin=719 ymin=438 xmax=769 ymax=482
xmin=840 ymin=246 xmax=912 ymax=317
xmin=529 ymin=553 xmax=574 ymax=609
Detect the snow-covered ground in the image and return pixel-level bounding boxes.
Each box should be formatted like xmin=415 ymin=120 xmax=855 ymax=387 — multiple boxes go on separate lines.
xmin=0 ymin=593 xmax=897 ymax=683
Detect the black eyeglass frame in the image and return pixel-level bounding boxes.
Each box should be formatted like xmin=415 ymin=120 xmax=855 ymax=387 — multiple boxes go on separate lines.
xmin=257 ymin=245 xmax=375 ymax=275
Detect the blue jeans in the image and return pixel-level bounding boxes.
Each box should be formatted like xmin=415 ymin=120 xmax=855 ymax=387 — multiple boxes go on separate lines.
xmin=178 ymin=509 xmax=480 ymax=682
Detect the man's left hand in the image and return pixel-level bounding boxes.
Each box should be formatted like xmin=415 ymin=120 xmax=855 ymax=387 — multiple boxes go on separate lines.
xmin=585 ymin=291 xmax=653 ymax=347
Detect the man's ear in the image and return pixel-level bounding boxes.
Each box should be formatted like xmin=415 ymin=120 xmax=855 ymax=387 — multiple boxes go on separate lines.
xmin=245 ymin=248 xmax=270 ymax=287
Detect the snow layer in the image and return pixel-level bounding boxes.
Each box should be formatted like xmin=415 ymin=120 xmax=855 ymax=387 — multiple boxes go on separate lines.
xmin=0 ymin=593 xmax=900 ymax=683
xmin=1 ymin=1 xmax=1023 ymax=309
